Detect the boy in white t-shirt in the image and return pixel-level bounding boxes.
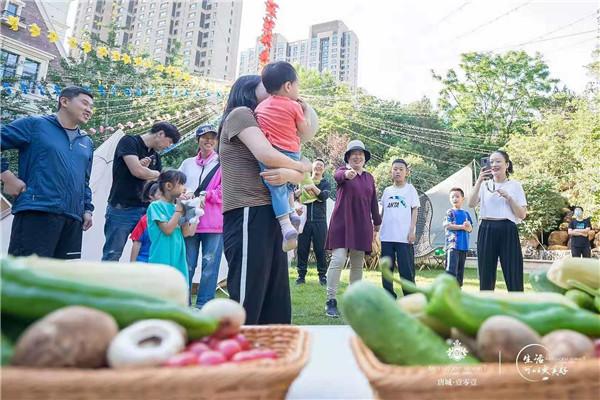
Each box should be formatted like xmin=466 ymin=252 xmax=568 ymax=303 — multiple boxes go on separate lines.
xmin=379 ymin=159 xmax=420 ymax=298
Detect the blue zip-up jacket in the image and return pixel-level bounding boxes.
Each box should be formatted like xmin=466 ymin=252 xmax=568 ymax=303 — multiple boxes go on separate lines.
xmin=1 ymin=114 xmax=94 ymax=221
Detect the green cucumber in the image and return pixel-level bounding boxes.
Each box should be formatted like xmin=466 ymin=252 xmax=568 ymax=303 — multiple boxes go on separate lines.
xmin=529 ymin=269 xmax=566 ymax=294
xmin=341 ymin=280 xmax=478 ymax=366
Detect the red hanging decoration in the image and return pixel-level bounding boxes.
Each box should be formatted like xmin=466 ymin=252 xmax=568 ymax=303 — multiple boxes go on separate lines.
xmin=258 ymin=0 xmax=278 ymax=69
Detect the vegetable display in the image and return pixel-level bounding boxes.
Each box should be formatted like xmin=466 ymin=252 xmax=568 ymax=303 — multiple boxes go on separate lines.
xmin=343 ymin=257 xmax=600 ymax=368
xmin=1 ymin=257 xmax=217 ymax=339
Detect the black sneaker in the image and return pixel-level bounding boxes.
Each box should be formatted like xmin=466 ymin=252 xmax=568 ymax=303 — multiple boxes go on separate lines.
xmin=319 ymin=277 xmax=327 ymax=286
xmin=325 ymin=299 xmax=339 ymax=318
xmin=295 ymin=277 xmax=306 ymax=285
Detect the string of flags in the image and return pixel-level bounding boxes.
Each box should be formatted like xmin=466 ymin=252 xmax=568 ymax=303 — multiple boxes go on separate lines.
xmin=1 ymin=81 xmax=225 ymax=99
xmin=4 ymin=15 xmax=218 ymax=84
xmin=84 ymin=107 xmax=207 ymax=136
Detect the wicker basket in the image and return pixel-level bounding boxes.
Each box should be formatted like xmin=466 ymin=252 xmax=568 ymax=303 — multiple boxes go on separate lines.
xmin=351 ymin=336 xmax=600 ymax=400
xmin=1 ymin=325 xmax=310 ymax=400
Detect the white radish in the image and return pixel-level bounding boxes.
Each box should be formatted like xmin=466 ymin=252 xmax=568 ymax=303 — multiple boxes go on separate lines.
xmin=201 ymin=299 xmax=246 ymax=338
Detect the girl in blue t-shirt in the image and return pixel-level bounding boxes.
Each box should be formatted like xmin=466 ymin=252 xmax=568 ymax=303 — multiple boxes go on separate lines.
xmin=130 ymin=182 xmax=160 ymax=262
xmin=147 ymin=170 xmax=197 ymax=282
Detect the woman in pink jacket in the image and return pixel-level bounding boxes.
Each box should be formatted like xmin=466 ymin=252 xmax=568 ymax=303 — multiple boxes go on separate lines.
xmin=179 ymin=125 xmax=223 ymax=308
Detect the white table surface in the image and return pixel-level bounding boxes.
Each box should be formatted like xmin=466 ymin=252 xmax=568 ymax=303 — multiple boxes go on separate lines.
xmin=286 ymin=325 xmax=374 ymax=400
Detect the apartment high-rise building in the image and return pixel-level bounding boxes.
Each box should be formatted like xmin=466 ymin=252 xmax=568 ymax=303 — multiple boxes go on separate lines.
xmin=72 ymin=0 xmax=243 ymax=81
xmin=238 ymin=32 xmax=286 ymax=76
xmin=238 ymin=20 xmax=359 ymax=88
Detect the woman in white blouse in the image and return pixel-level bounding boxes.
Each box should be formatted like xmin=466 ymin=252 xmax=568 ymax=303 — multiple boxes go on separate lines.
xmin=468 ymin=150 xmax=527 ymax=291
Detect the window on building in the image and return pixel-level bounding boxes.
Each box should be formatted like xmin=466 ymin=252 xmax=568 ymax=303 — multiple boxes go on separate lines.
xmin=146 ymin=28 xmax=152 ymax=34
xmin=195 ymin=50 xmax=201 ymax=66
xmin=5 ymin=2 xmax=19 ymax=16
xmin=158 ymin=21 xmax=165 ymax=26
xmin=154 ymin=48 xmax=162 ymax=53
xmin=184 ymin=50 xmax=190 ymax=55
xmin=157 ymin=29 xmax=164 ymax=35
xmin=159 ymin=11 xmax=166 ymax=17
xmin=189 ymin=12 xmax=196 ymax=17
xmin=187 ymin=21 xmax=194 ymax=27
xmin=0 ymin=50 xmax=19 ymax=79
xmin=190 ymin=3 xmax=197 ymax=9
xmin=21 ymin=59 xmax=40 ymax=89
xmin=86 ymin=6 xmax=92 ymax=12
xmin=186 ymin=31 xmax=193 ymax=37
xmin=134 ymin=39 xmax=140 ymax=45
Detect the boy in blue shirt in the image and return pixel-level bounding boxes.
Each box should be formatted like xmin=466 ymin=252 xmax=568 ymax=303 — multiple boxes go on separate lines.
xmin=444 ymin=187 xmax=473 ymax=287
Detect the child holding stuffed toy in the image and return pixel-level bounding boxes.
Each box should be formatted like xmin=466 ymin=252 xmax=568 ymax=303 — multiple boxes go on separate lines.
xmin=147 ymin=170 xmax=197 ymax=283
xmin=255 ymin=61 xmax=313 ymax=252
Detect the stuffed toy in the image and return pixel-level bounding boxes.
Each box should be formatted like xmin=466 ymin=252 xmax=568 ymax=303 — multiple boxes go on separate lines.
xmin=179 ymin=196 xmax=204 ymax=225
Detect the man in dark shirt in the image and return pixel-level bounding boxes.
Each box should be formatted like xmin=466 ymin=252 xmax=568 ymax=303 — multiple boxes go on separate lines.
xmin=568 ymin=206 xmax=592 ymax=258
xmin=295 ymin=159 xmax=331 ymax=285
xmin=101 ymin=121 xmax=180 ymax=261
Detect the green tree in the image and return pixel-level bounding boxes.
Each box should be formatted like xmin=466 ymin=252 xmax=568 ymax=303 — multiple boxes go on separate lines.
xmin=517 ymin=174 xmax=568 ymax=241
xmin=371 ymin=148 xmax=439 ymax=197
xmin=433 ymin=51 xmax=558 ymax=160
xmin=506 ymin=97 xmax=600 ymax=225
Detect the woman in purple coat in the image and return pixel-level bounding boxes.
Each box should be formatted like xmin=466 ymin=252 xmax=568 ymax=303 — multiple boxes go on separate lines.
xmin=324 ymin=140 xmax=382 ymax=317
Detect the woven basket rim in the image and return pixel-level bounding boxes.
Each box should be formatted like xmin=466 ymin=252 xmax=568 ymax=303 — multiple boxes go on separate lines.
xmin=2 ymin=325 xmax=311 ymax=377
xmin=351 ymin=335 xmax=600 ymax=379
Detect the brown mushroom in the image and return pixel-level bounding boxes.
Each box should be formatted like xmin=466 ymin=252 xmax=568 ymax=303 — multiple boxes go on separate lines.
xmin=12 ymin=306 xmax=118 ymax=368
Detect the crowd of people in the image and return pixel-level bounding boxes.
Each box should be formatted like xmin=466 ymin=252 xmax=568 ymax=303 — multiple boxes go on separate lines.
xmin=1 ymin=61 xmax=594 ymax=324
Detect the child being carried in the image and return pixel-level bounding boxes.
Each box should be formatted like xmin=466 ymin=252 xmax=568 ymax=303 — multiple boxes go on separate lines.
xmin=255 ymin=61 xmax=313 ymax=252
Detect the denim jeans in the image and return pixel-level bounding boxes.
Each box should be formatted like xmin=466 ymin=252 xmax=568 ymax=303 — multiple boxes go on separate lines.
xmin=258 ymin=150 xmax=300 ymax=218
xmin=102 ymin=205 xmax=146 ymax=261
xmin=185 ymin=233 xmax=223 ymax=308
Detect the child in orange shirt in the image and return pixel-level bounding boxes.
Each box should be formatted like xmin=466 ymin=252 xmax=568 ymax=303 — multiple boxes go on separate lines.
xmin=255 ymin=61 xmax=312 ymax=252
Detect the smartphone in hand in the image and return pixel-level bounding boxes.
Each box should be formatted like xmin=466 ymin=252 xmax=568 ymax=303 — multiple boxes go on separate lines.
xmin=480 ymin=157 xmax=492 ymax=179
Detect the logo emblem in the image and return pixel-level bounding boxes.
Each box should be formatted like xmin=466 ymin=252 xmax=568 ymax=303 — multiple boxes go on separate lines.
xmin=447 ymin=340 xmax=468 ymax=361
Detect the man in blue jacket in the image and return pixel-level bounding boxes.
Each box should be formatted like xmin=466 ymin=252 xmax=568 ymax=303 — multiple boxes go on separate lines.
xmin=1 ymin=86 xmax=95 ymax=259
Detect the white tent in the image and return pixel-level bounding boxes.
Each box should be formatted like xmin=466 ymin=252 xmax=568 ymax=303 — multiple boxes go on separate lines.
xmin=0 ymin=130 xmax=227 ymax=284
xmin=425 ymin=164 xmax=479 ymax=249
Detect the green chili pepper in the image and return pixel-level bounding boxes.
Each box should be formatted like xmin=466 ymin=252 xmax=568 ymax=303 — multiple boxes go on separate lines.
xmin=381 ymin=262 xmax=600 ymax=336
xmin=567 ymin=279 xmax=600 ymax=313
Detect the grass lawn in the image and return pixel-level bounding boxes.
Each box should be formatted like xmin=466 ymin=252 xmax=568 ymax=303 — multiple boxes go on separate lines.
xmin=289 ymin=264 xmax=532 ymax=325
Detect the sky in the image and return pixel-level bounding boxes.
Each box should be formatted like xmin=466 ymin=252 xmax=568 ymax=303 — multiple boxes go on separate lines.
xmin=236 ymin=0 xmax=599 ymax=104
xmin=65 ymin=0 xmax=599 ymax=104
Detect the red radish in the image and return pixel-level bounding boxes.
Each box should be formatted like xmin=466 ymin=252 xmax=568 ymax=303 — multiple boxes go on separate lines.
xmin=201 ymin=299 xmax=246 ymax=338
xmin=217 ymin=339 xmax=242 ymax=360
xmin=207 ymin=337 xmax=221 ymax=350
xmin=594 ymin=339 xmax=600 ymax=358
xmin=198 ymin=350 xmax=226 ymax=366
xmin=233 ymin=334 xmax=252 ymax=350
xmin=164 ymin=351 xmax=198 ymax=367
xmin=187 ymin=342 xmax=211 ymax=356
